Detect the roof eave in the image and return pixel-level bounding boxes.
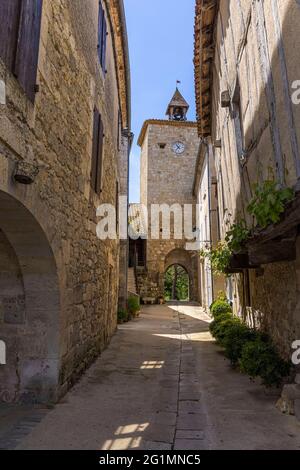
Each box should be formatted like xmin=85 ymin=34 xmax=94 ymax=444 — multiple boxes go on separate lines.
xmin=105 ymin=0 xmax=131 ymax=132
xmin=194 ymin=0 xmax=219 ymax=138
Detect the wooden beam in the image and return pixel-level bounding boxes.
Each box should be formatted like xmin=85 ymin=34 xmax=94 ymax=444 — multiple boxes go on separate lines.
xmin=248 ymin=239 xmax=297 ymax=265
xmin=229 ymin=253 xmax=259 ymax=270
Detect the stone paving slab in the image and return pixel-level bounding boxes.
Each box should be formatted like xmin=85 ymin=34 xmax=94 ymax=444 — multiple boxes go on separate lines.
xmin=144 ymin=424 xmax=175 ymax=444
xmin=178 ymin=400 xmax=204 ymax=414
xmin=0 ymin=407 xmax=49 ymax=450
xmin=159 ymin=378 xmax=179 ymax=389
xmin=176 ymin=430 xmax=205 ymax=440
xmin=155 ymin=400 xmax=178 ymax=414
xmin=154 ymin=411 xmax=177 ymax=426
xmin=158 ymin=389 xmax=179 ymax=403
xmin=177 ymin=413 xmax=206 ymax=431
xmin=174 ymin=439 xmax=207 ymax=450
xmin=179 ymin=389 xmax=201 ymax=401
xmin=141 ymin=440 xmax=172 ymax=450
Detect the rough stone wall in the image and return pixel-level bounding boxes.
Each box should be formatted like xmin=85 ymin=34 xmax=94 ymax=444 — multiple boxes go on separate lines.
xmin=209 ymin=0 xmax=300 ymax=358
xmin=140 ymin=132 xmax=149 ymax=208
xmin=118 ymin=131 xmax=130 ymax=310
xmin=139 ymin=122 xmax=200 ymax=302
xmin=248 ymin=239 xmax=300 ymax=360
xmin=0 ymin=0 xmax=129 ymax=402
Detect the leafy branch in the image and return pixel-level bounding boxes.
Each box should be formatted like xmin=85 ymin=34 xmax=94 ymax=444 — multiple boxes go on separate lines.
xmin=247 ymin=181 xmax=295 ymax=229
xmin=225 ymin=221 xmax=250 ymax=252
xmin=200 ymin=242 xmax=231 ymax=276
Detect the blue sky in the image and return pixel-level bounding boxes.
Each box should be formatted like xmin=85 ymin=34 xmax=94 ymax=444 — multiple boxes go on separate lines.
xmin=124 ymin=0 xmax=197 ymax=202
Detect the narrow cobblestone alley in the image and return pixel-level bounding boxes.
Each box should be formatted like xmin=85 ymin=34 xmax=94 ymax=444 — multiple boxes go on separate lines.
xmin=0 ymin=305 xmax=299 ymax=451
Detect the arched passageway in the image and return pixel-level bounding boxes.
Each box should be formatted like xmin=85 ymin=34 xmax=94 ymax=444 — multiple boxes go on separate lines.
xmin=164 ymin=264 xmax=190 ymax=301
xmin=0 ymin=191 xmax=61 ymax=403
xmin=163 ymin=248 xmax=200 ymax=303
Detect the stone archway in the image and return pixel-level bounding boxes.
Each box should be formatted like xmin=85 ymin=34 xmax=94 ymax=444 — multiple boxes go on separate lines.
xmin=163 ymin=248 xmax=199 ymax=302
xmin=164 ymin=264 xmax=190 ymax=301
xmin=0 ymin=191 xmax=61 ymax=403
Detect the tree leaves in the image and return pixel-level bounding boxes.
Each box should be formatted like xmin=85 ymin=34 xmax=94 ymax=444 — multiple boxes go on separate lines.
xmin=247 ymin=181 xmax=295 ymax=229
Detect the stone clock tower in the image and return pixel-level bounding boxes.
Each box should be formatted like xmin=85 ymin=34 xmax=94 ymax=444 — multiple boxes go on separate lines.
xmin=135 ymin=88 xmax=200 ymax=302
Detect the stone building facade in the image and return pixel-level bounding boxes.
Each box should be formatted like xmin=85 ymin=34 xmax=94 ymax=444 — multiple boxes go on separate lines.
xmin=136 ymin=91 xmax=200 ymax=303
xmin=193 ymin=139 xmax=224 ymax=310
xmin=0 ymin=0 xmax=131 ymax=403
xmin=194 ymin=0 xmax=300 ymax=359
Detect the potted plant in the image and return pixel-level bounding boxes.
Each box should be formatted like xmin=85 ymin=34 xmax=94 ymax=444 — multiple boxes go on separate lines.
xmin=117 ymin=309 xmax=128 ymax=324
xmin=128 ymin=295 xmax=140 ymax=318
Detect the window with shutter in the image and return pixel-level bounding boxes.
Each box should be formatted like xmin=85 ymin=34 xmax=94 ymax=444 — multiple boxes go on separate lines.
xmin=15 ymin=0 xmax=43 ymax=102
xmin=91 ymin=108 xmax=104 ymax=195
xmin=0 ymin=0 xmax=43 ymax=102
xmin=97 ymin=1 xmax=107 ymax=71
xmin=0 ymin=0 xmax=22 ymax=72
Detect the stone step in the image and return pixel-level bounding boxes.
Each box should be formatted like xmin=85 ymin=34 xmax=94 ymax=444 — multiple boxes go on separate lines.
xmin=128 ymin=268 xmax=137 ymax=294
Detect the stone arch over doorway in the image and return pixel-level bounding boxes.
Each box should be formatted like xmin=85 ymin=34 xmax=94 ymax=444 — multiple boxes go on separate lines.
xmin=0 ymin=190 xmax=61 ymax=403
xmin=163 ymin=248 xmax=199 ymax=302
xmin=164 ymin=264 xmax=190 ymax=301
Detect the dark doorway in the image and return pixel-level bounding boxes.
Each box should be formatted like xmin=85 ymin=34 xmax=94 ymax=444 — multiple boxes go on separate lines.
xmin=129 ymin=238 xmax=146 ymax=268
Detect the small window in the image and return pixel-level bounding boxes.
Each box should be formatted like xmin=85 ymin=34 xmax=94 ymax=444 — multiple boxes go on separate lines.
xmin=158 ymin=143 xmax=166 ymax=149
xmin=98 ymin=1 xmax=107 ymax=71
xmin=91 ymin=108 xmax=104 ymax=195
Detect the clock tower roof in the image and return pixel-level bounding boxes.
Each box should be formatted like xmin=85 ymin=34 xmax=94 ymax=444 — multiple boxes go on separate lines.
xmin=166 ymin=88 xmax=189 ymax=121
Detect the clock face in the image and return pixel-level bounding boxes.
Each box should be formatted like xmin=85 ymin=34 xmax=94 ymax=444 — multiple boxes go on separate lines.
xmin=172 ymin=141 xmax=185 ymax=155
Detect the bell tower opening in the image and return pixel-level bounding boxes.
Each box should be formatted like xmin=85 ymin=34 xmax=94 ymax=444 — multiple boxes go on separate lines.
xmin=166 ymin=87 xmax=189 ymax=121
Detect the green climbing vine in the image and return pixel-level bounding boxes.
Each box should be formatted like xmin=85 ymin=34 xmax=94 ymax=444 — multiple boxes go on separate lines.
xmin=247 ymin=181 xmax=295 ymax=229
xmin=225 ymin=221 xmax=250 ymax=252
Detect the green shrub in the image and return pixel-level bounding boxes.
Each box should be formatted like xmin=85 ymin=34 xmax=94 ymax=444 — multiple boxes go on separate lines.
xmin=222 ymin=323 xmax=257 ymax=365
xmin=210 ymin=300 xmax=232 ymax=318
xmin=214 ymin=317 xmax=242 ymax=345
xmin=118 ymin=309 xmax=128 ymax=323
xmin=128 ymin=296 xmax=140 ymax=315
xmin=239 ymin=338 xmax=290 ymax=387
xmin=209 ymin=313 xmax=233 ymax=339
xmin=209 ymin=292 xmax=228 ymax=311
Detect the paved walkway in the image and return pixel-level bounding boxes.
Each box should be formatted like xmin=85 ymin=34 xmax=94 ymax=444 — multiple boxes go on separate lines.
xmin=0 ymin=304 xmax=300 ymax=450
